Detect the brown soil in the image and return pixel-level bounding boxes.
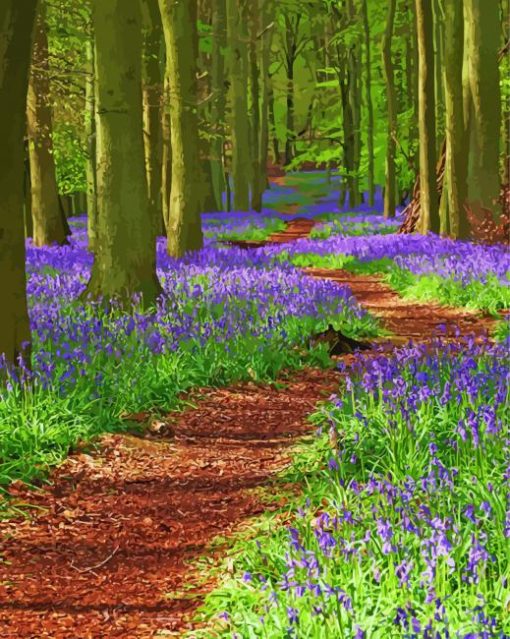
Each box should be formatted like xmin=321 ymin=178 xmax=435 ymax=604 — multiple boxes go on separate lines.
xmin=0 ymin=370 xmax=340 ymax=639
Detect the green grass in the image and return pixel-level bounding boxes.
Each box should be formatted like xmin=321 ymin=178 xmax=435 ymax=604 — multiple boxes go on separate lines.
xmin=0 ymin=308 xmax=379 ymax=487
xmin=387 ymin=269 xmax=510 ymax=314
xmin=214 ymin=218 xmax=287 ymax=243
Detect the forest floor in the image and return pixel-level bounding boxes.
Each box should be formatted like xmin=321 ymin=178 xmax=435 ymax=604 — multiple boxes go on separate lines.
xmin=0 ymin=211 xmax=500 ymax=639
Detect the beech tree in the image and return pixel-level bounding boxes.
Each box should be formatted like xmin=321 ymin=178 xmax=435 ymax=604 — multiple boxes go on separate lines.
xmin=415 ymin=0 xmax=439 ymax=234
xmin=0 ymin=1 xmax=38 ymax=366
xmin=159 ymin=0 xmax=204 ymax=255
xmin=382 ymin=0 xmax=397 ymax=219
xmin=226 ymin=0 xmax=251 ymax=210
xmin=86 ymin=0 xmax=160 ymax=303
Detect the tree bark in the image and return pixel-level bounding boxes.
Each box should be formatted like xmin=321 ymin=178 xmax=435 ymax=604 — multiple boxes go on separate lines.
xmin=0 ymin=1 xmax=38 ymax=367
xmin=161 ymin=75 xmax=172 ymax=233
xmin=258 ymin=0 xmax=272 ymax=199
xmin=464 ymin=0 xmax=502 ymax=219
xmin=443 ymin=0 xmax=469 ymax=238
xmin=86 ymin=0 xmax=160 ymax=304
xmin=249 ymin=0 xmax=262 ymax=212
xmin=361 ymin=0 xmax=375 ymax=207
xmin=85 ymin=36 xmax=98 ymax=252
xmin=226 ymin=0 xmax=251 ymax=210
xmin=382 ymin=0 xmax=397 ymax=219
xmin=415 ymin=0 xmax=439 ymax=233
xmin=159 ymin=0 xmax=204 ymax=255
xmin=27 ymin=4 xmax=69 ymax=247
xmin=142 ymin=0 xmax=164 ymax=237
xmin=210 ymin=0 xmax=227 ymax=211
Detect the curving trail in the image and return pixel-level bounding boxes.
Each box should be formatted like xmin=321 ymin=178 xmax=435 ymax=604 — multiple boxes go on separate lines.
xmin=0 ymin=212 xmax=498 ymax=638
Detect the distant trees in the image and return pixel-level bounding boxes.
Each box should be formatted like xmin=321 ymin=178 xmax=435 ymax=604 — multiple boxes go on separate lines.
xmin=0 ymin=1 xmax=38 ymax=367
xmin=382 ymin=0 xmax=397 ymax=219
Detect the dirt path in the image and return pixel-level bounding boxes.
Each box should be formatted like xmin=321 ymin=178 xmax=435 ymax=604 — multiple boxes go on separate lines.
xmin=0 ymin=216 xmax=498 ymax=639
xmin=0 ymin=370 xmax=339 ymax=639
xmin=304 ymin=268 xmax=497 ymax=342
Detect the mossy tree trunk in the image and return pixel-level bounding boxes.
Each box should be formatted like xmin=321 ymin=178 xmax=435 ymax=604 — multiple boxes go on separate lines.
xmin=226 ymin=0 xmax=251 ymax=210
xmin=86 ymin=0 xmax=160 ymax=304
xmin=142 ymin=0 xmax=165 ymax=237
xmin=443 ymin=0 xmax=469 ymax=238
xmin=85 ymin=36 xmax=98 ymax=252
xmin=464 ymin=0 xmax=502 ymax=219
xmin=27 ymin=4 xmax=69 ymax=248
xmin=0 ymin=0 xmax=38 ymax=367
xmin=161 ymin=75 xmax=172 ymax=233
xmin=159 ymin=0 xmax=204 ymax=256
xmin=415 ymin=0 xmax=440 ymax=233
xmin=382 ymin=0 xmax=397 ymax=219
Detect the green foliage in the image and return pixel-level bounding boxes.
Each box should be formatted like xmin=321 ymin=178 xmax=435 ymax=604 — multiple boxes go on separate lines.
xmin=52 ymin=123 xmax=87 ymax=195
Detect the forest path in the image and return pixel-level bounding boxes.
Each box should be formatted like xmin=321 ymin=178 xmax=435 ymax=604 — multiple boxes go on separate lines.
xmin=0 ymin=210 xmax=497 ymax=639
xmin=0 ymin=369 xmax=340 ymax=639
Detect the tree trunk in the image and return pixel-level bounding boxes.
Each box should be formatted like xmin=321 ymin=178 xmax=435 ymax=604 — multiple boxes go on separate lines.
xmin=382 ymin=0 xmax=397 ymax=219
xmin=348 ymin=37 xmax=362 ymax=208
xmin=226 ymin=0 xmax=251 ymax=210
xmin=268 ymin=81 xmax=280 ymax=164
xmin=249 ymin=0 xmax=262 ymax=212
xmin=159 ymin=0 xmax=204 ymax=256
xmin=433 ymin=0 xmax=445 ymax=153
xmin=86 ymin=0 xmax=160 ymax=304
xmin=285 ymin=61 xmax=295 ymax=166
xmin=443 ymin=0 xmax=469 ymax=238
xmin=85 ymin=37 xmax=98 ymax=252
xmin=361 ymin=0 xmax=375 ymax=207
xmin=258 ymin=0 xmax=272 ymax=201
xmin=142 ymin=0 xmax=164 ymax=237
xmin=27 ymin=4 xmax=69 ymax=247
xmin=161 ymin=75 xmax=172 ymax=233
xmin=415 ymin=0 xmax=439 ymax=233
xmin=210 ymin=0 xmax=227 ymax=211
xmin=464 ymin=0 xmax=502 ymax=219
xmin=0 ymin=1 xmax=37 ymax=367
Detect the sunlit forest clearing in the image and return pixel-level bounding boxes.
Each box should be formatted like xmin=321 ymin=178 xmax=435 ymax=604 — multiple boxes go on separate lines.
xmin=0 ymin=0 xmax=509 ymax=637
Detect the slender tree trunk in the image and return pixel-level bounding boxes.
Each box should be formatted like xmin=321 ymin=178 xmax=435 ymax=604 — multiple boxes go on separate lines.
xmin=86 ymin=0 xmax=160 ymax=303
xmin=361 ymin=0 xmax=375 ymax=207
xmin=142 ymin=0 xmax=164 ymax=237
xmin=348 ymin=39 xmax=362 ymax=208
xmin=249 ymin=0 xmax=262 ymax=212
xmin=161 ymin=75 xmax=172 ymax=233
xmin=443 ymin=0 xmax=469 ymax=238
xmin=433 ymin=0 xmax=445 ymax=153
xmin=415 ymin=0 xmax=439 ymax=233
xmin=211 ymin=0 xmax=227 ymax=211
xmin=159 ymin=0 xmax=204 ymax=255
xmin=285 ymin=59 xmax=295 ymax=165
xmin=27 ymin=5 xmax=69 ymax=247
xmin=227 ymin=0 xmax=251 ymax=210
xmin=24 ymin=141 xmax=33 ymax=239
xmin=268 ymin=81 xmax=280 ymax=164
xmin=85 ymin=37 xmax=98 ymax=252
xmin=382 ymin=0 xmax=397 ymax=219
xmin=0 ymin=1 xmax=38 ymax=367
xmin=464 ymin=0 xmax=502 ymax=219
xmin=258 ymin=0 xmax=272 ymax=199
